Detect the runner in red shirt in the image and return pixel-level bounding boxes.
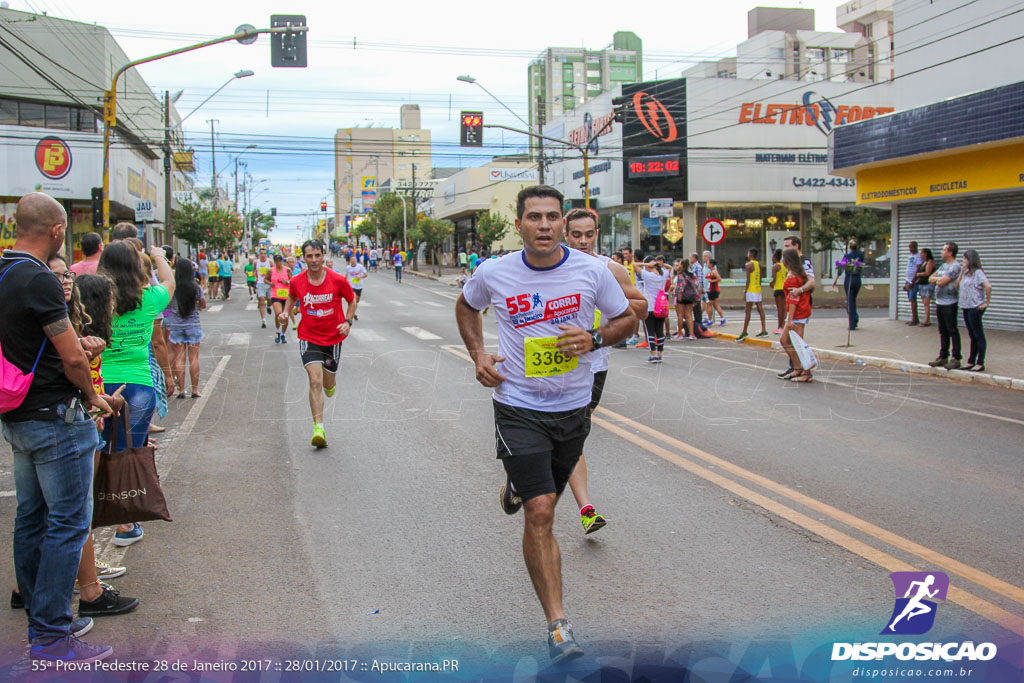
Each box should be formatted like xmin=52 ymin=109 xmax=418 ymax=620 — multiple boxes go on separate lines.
xmin=279 ymin=240 xmax=357 ymax=448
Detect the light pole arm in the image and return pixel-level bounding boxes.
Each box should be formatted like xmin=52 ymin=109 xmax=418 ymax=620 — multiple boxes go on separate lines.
xmin=483 ymin=123 xmax=581 ymax=152
xmin=101 ymin=25 xmax=308 ymax=228
xmin=471 ymin=82 xmax=531 ymax=130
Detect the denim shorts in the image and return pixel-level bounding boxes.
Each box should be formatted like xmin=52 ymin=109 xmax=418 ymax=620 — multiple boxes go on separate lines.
xmin=906 ymin=283 xmax=919 ymax=300
xmin=169 ymin=327 xmax=205 ymax=345
xmin=918 ymin=283 xmax=935 ymax=299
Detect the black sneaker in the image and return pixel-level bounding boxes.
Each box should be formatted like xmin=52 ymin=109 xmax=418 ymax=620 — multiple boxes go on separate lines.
xmin=499 ymin=475 xmax=522 ymax=515
xmin=547 ymin=619 xmax=584 ymax=664
xmin=10 ymin=589 xmax=23 ymax=610
xmin=78 ymin=584 xmax=139 ymax=617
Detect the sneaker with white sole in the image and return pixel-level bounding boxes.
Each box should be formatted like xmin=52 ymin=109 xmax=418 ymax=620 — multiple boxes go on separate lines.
xmin=718 ymin=318 xmax=727 ymax=326
xmin=112 ymin=523 xmax=143 ymax=547
xmin=499 ymin=474 xmax=522 ymax=515
xmin=95 ymin=559 xmax=126 ymax=581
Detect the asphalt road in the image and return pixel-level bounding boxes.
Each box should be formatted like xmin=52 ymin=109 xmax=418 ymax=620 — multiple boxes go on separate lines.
xmin=0 ymin=268 xmax=1021 ymax=679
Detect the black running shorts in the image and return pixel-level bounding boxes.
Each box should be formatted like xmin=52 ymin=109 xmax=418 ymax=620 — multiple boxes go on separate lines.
xmin=493 ymin=400 xmax=590 ymax=503
xmin=299 ymin=340 xmax=342 ymax=374
xmin=589 ymin=370 xmax=608 ymax=413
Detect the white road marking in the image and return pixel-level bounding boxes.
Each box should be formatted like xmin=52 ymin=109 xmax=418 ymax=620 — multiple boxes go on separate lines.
xmin=223 ymin=333 xmax=251 ymax=346
xmin=245 ymin=302 xmax=257 ymax=311
xmin=349 ymin=328 xmax=386 ymax=342
xmin=401 ymin=326 xmax=442 ymax=341
xmin=209 ymin=304 xmax=223 ymax=312
xmin=357 ymin=301 xmax=372 ymax=307
xmin=403 ymin=280 xmax=459 ymax=301
xmin=483 ymin=331 xmax=498 ymax=340
xmin=391 ymin=301 xmax=406 ymax=307
xmin=419 ymin=300 xmax=444 ymax=307
xmin=666 ymin=347 xmax=1024 ymax=427
xmin=0 ymin=491 xmax=15 ymax=498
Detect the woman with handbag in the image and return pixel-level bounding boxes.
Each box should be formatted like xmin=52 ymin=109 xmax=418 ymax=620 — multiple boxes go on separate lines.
xmin=637 ymin=256 xmax=670 ymax=362
xmin=916 ymin=248 xmax=936 ymax=327
xmin=98 ymin=241 xmax=174 ymax=547
xmin=671 ymin=258 xmax=699 ymax=340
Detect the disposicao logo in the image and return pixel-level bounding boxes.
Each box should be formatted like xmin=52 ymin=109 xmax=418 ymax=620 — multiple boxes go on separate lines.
xmin=882 ymin=571 xmax=948 ymax=635
xmin=831 ymin=571 xmax=997 ymax=663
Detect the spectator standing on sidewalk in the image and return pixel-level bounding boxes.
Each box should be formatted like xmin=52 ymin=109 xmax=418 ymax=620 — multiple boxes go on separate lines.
xmin=832 ymin=239 xmax=865 ymax=331
xmin=736 ymin=248 xmax=768 ymax=342
xmin=904 ymin=241 xmax=923 ymax=325
xmin=0 ymin=193 xmax=114 ymax=663
xmin=956 ymin=249 xmax=992 ymax=373
xmin=915 ymin=248 xmax=936 ymax=327
xmin=70 ymin=232 xmax=103 ymax=276
xmin=770 ymin=249 xmax=787 ymax=334
xmin=927 ymin=242 xmax=962 ymax=370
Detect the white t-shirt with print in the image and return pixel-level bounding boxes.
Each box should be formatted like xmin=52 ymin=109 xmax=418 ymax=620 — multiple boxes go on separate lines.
xmin=462 ymin=246 xmax=629 ymax=412
xmin=592 ymin=254 xmax=613 ymax=373
xmin=346 ymin=264 xmax=368 ymax=287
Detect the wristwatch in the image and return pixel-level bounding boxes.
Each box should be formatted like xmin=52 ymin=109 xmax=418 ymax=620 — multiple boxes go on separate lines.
xmin=588 ymin=328 xmax=603 ymax=351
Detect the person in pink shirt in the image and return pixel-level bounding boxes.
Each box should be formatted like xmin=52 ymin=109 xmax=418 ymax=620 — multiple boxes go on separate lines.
xmin=70 ymin=232 xmax=103 ymax=276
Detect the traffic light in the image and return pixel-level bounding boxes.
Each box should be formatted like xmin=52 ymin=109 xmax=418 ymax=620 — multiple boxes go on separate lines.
xmin=90 ymin=187 xmax=103 ymax=227
xmin=460 ymin=111 xmax=483 ymax=147
xmin=270 ymin=15 xmax=307 ymax=67
xmin=612 ymin=96 xmax=628 ymax=124
xmin=320 ymin=201 xmax=327 ymax=212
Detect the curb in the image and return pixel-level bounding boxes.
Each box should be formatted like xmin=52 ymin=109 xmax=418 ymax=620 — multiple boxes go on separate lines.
xmin=712 ymin=332 xmax=1022 ymax=391
xmin=407 ymin=269 xmax=440 ymax=282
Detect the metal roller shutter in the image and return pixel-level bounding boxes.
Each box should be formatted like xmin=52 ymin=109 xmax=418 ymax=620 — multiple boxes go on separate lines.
xmin=896 ymin=193 xmax=1024 ymax=331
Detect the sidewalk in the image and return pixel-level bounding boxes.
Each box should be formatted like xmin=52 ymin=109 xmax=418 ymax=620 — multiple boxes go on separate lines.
xmin=716 ymin=316 xmax=1024 ymax=391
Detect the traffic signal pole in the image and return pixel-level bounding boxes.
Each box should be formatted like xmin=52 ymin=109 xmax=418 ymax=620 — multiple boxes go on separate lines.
xmin=101 ymin=24 xmax=308 ymax=228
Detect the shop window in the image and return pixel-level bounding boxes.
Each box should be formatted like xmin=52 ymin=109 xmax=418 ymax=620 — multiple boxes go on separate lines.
xmin=19 ymin=101 xmax=45 ymax=127
xmin=0 ymin=98 xmax=17 ymax=125
xmin=45 ymin=104 xmax=71 ymax=129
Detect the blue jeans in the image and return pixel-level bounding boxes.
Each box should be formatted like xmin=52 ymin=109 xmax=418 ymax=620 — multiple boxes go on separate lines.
xmin=845 ymin=276 xmax=862 ymax=329
xmin=395 ymin=265 xmax=403 ymax=282
xmin=2 ymin=412 xmax=98 ymax=640
xmin=962 ymin=307 xmax=987 ymax=365
xmin=101 ymin=383 xmax=156 ymax=452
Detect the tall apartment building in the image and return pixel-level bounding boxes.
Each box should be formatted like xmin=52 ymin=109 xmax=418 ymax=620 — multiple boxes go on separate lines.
xmin=527 ymin=31 xmax=642 ymax=133
xmin=682 ymin=4 xmax=893 ymax=84
xmin=333 ymin=104 xmax=431 ymax=225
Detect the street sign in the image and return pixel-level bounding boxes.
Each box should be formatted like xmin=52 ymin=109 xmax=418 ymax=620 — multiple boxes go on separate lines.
xmin=134 ymin=200 xmax=154 ymax=222
xmin=702 ymin=219 xmax=726 ymax=245
xmin=649 ymin=198 xmax=673 ymax=218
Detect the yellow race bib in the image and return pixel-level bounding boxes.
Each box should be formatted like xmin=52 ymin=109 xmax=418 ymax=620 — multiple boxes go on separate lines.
xmin=594 ymin=309 xmax=602 ymax=327
xmin=524 ymin=336 xmax=578 ymax=378
xmin=275 ymin=287 xmax=289 ymax=299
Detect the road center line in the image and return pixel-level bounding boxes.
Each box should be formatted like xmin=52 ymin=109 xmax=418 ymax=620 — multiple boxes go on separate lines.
xmin=595 ymin=406 xmax=1024 ymax=607
xmin=592 ymin=415 xmax=1024 ymax=637
xmin=666 ymin=347 xmax=1024 ymax=426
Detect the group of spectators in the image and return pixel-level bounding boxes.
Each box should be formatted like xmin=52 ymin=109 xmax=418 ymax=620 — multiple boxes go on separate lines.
xmin=0 ymin=192 xmax=211 ymax=664
xmin=904 ymin=240 xmax=994 ymax=372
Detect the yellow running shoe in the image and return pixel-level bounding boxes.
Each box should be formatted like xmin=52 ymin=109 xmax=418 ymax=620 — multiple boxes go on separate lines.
xmin=324 ymin=385 xmax=336 ymax=398
xmin=311 ymin=424 xmax=327 ymax=449
xmin=581 ymin=508 xmax=607 ymax=535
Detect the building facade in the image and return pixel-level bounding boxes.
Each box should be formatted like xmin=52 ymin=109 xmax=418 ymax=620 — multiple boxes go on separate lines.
xmin=830 ymin=0 xmax=1024 ymax=330
xmin=333 ymin=104 xmax=431 ymax=229
xmin=527 ymin=32 xmax=641 ymax=136
xmin=0 ymin=7 xmax=192 ymax=257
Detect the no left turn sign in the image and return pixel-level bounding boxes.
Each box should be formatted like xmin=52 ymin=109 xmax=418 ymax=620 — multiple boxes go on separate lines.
xmin=702 ymin=219 xmax=725 ymax=245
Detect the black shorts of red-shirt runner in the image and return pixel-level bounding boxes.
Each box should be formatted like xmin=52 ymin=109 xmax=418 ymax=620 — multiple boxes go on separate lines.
xmin=299 ymin=339 xmax=341 ymax=374
xmin=493 ymin=400 xmax=590 ymax=503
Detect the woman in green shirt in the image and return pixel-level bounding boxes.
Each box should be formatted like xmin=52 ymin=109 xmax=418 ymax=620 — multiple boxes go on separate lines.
xmin=99 ymin=240 xmax=175 ymax=546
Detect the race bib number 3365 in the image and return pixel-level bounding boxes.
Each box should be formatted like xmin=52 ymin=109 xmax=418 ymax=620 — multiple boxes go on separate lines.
xmin=524 ymin=336 xmax=578 ymax=378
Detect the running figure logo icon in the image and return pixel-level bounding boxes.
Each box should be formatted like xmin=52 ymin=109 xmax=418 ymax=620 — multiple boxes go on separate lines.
xmin=881 ymin=571 xmax=949 ymax=635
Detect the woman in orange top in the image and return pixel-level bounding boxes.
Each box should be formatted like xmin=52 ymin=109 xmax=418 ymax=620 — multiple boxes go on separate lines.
xmin=779 ymin=247 xmax=814 ymax=383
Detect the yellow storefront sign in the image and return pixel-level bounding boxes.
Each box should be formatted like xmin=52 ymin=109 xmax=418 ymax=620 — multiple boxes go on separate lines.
xmin=856 ymin=142 xmax=1024 ymax=205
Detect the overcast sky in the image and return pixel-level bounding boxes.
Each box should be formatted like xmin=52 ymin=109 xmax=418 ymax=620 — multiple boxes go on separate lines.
xmin=13 ymin=0 xmax=848 ymax=243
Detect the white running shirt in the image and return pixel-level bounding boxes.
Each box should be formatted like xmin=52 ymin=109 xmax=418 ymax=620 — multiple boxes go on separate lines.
xmin=346 ymin=263 xmax=368 ymax=287
xmin=462 ymin=246 xmax=629 ymax=412
xmin=591 ymin=254 xmax=612 ymax=373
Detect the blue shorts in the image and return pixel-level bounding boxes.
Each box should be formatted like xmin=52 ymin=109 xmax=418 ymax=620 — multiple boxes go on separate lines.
xmin=906 ymin=283 xmax=919 ymax=300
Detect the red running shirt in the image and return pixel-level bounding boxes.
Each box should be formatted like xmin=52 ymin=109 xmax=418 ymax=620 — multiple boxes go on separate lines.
xmin=288 ymin=268 xmax=355 ymax=345
xmin=784 ymin=275 xmax=812 ymax=320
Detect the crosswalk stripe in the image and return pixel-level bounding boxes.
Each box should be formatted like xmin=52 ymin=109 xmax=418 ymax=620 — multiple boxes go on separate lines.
xmin=245 ymin=302 xmax=257 ymax=311
xmin=223 ymin=333 xmax=251 ymax=346
xmin=357 ymin=301 xmax=372 ymax=307
xmin=483 ymin=331 xmax=498 ymax=340
xmin=390 ymin=301 xmax=406 ymax=307
xmin=418 ymin=300 xmax=444 ymax=308
xmin=209 ymin=304 xmax=223 ymax=313
xmin=401 ymin=326 xmax=442 ymax=341
xmin=349 ymin=328 xmax=386 ymax=342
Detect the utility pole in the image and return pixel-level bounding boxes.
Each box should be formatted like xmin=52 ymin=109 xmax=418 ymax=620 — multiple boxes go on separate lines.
xmin=410 ymin=163 xmax=417 ymax=252
xmin=234 ymin=158 xmax=241 ymax=212
xmin=537 ymin=95 xmax=545 ymax=184
xmin=207 ymin=119 xmax=218 ymax=199
xmin=163 ymin=91 xmax=173 ymax=246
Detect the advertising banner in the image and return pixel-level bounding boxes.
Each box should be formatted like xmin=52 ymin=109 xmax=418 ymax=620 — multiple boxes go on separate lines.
xmin=0 ymin=125 xmax=101 ymax=199
xmin=685 ymin=79 xmax=893 ymax=202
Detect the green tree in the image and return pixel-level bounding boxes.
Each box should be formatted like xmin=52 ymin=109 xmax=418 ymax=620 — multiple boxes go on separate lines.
xmin=247 ymin=209 xmax=275 ymax=246
xmin=353 ymin=192 xmax=413 ymax=247
xmin=172 ymin=202 xmax=244 ymax=252
xmin=809 ymin=209 xmax=890 ymax=275
xmin=411 ymin=217 xmax=455 ymax=275
xmin=475 ymin=210 xmax=511 ymax=251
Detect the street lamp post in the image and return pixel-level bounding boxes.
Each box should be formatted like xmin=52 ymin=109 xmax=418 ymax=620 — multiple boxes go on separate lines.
xmin=457 ymin=75 xmax=544 ymax=183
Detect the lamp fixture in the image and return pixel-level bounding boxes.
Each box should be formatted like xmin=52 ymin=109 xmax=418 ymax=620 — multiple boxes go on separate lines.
xmin=767 ymin=215 xmax=778 ymax=225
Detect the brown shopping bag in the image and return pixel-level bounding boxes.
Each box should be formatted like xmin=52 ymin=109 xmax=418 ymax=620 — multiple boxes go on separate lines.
xmin=92 ymin=407 xmax=172 ymax=528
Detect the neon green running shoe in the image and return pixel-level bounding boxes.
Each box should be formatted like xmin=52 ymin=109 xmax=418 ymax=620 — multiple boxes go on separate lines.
xmin=581 ymin=508 xmax=607 ymax=535
xmin=311 ymin=424 xmax=327 ymax=449
xmin=324 ymin=385 xmax=336 ymax=398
